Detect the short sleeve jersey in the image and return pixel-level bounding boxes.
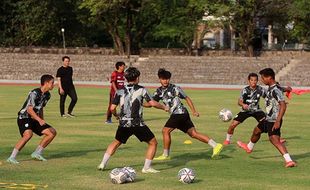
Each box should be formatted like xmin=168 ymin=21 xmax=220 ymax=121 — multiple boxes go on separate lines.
xmin=265 ymin=84 xmax=285 ymax=122
xmin=18 ymin=88 xmax=51 ymax=119
xmin=56 ymin=66 xmax=74 ymax=90
xmin=240 ymin=85 xmax=267 ymax=113
xmin=153 ymin=84 xmax=188 ymax=115
xmin=110 ymin=71 xmax=125 ymax=94
xmin=112 ymin=84 xmax=152 ymax=127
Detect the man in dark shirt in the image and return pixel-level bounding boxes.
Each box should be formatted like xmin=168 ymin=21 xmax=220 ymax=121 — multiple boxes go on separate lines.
xmin=98 ymin=67 xmax=168 ymax=173
xmin=106 ymin=61 xmax=126 ymax=124
xmin=7 ymin=74 xmax=57 ymax=164
xmin=56 ymin=56 xmax=78 ymax=117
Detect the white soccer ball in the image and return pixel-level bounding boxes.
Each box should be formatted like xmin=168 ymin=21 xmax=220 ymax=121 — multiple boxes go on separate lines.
xmin=178 ymin=168 xmax=195 ymax=184
xmin=122 ymin=166 xmax=136 ymax=182
xmin=109 ymin=168 xmax=128 ymax=184
xmin=219 ymin=108 xmax=233 ymax=122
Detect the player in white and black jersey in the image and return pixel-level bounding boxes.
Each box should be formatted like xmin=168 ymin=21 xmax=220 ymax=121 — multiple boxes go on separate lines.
xmin=152 ymin=68 xmax=223 ymax=161
xmin=237 ymin=68 xmax=296 ymax=168
xmin=97 ymin=67 xmax=169 ymax=173
xmin=224 ymin=73 xmax=291 ymax=145
xmin=223 ymin=73 xmax=267 ymax=145
xmin=7 ymin=74 xmax=57 ymax=164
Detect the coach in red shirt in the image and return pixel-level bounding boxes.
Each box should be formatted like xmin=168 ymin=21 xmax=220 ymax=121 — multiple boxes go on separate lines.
xmin=106 ymin=61 xmax=126 ymax=123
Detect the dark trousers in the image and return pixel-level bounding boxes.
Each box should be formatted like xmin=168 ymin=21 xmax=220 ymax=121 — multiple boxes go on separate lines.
xmin=59 ymin=87 xmax=78 ymax=115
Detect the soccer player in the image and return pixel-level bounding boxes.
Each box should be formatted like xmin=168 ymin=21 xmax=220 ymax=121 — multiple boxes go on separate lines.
xmin=223 ymin=73 xmax=291 ymax=145
xmin=7 ymin=74 xmax=57 ymax=164
xmin=153 ymin=68 xmax=223 ymax=161
xmin=106 ymin=61 xmax=126 ymax=124
xmin=56 ymin=56 xmax=78 ymax=117
xmin=98 ymin=67 xmax=168 ymax=173
xmin=237 ymin=68 xmax=297 ymax=168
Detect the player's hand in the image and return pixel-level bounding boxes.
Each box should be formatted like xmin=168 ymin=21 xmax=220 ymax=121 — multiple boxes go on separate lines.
xmin=164 ymin=106 xmax=170 ymax=112
xmin=59 ymin=88 xmax=65 ymax=95
xmin=286 ymin=86 xmax=292 ymax=92
xmin=193 ymin=112 xmax=200 ymax=117
xmin=38 ymin=119 xmax=46 ymax=126
xmin=242 ymin=104 xmax=249 ymax=110
xmin=272 ymin=121 xmax=280 ymax=131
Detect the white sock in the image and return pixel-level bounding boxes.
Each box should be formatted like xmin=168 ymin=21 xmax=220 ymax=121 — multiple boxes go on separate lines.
xmin=247 ymin=141 xmax=255 ymax=150
xmin=10 ymin=148 xmax=19 ymax=158
xmin=283 ymin=153 xmax=293 ymax=162
xmin=226 ymin=134 xmax=233 ymax=141
xmin=143 ymin=159 xmax=152 ymax=170
xmin=101 ymin=153 xmax=111 ymax=166
xmin=35 ymin=145 xmax=44 ymax=155
xmin=208 ymin=139 xmax=217 ymax=148
xmin=163 ymin=149 xmax=170 ymax=157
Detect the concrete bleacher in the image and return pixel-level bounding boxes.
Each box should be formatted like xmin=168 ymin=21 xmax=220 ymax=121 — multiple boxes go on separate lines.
xmin=0 ymin=52 xmax=308 ymax=86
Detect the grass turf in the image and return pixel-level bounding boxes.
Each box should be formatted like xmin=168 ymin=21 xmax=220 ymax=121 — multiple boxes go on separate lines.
xmin=0 ymin=85 xmax=309 ymax=190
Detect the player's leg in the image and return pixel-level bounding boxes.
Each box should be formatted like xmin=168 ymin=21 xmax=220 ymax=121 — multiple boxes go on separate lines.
xmin=105 ymin=94 xmax=113 ymax=123
xmin=59 ymin=92 xmax=67 ymax=117
xmin=98 ymin=140 xmax=122 ymax=170
xmin=31 ymin=125 xmax=57 ymax=161
xmin=154 ymin=127 xmax=174 ymax=160
xmin=7 ymin=129 xmax=33 ymax=164
xmin=267 ymin=123 xmax=297 ymax=168
xmin=187 ymin=127 xmax=223 ymax=158
xmin=224 ymin=120 xmax=241 ymax=145
xmin=67 ymin=87 xmax=78 ymax=117
xmin=142 ymin=137 xmax=160 ymax=173
xmin=237 ymin=123 xmax=263 ymax=153
xmin=98 ymin=126 xmax=128 ymax=170
xmin=224 ymin=112 xmax=248 ymax=145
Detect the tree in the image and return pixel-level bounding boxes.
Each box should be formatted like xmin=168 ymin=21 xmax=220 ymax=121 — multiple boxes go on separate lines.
xmin=288 ymin=0 xmax=310 ymax=44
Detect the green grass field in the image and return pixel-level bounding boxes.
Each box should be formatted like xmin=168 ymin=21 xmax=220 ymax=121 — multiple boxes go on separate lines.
xmin=0 ymin=85 xmax=310 ymax=190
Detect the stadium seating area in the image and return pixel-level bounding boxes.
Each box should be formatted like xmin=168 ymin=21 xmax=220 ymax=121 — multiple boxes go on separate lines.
xmin=0 ymin=53 xmax=309 ymax=86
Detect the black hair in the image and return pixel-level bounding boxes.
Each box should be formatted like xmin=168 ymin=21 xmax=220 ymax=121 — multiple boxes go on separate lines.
xmin=40 ymin=74 xmax=54 ymax=85
xmin=157 ymin=68 xmax=171 ymax=79
xmin=62 ymin=56 xmax=70 ymax=61
xmin=124 ymin=67 xmax=140 ymax=82
xmin=115 ymin=61 xmax=125 ymax=69
xmin=259 ymin=68 xmax=275 ymax=79
xmin=248 ymin=73 xmax=258 ymax=80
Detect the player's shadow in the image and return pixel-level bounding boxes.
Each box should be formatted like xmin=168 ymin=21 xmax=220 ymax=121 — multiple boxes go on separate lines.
xmin=143 ymin=116 xmax=169 ymax=122
xmin=47 ymin=147 xmax=129 ymax=160
xmin=261 ymin=136 xmax=301 ymax=143
xmin=250 ymin=151 xmax=310 ymax=161
xmin=153 ymin=148 xmax=233 ymax=171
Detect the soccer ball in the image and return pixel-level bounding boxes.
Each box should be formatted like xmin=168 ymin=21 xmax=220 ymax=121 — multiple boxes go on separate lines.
xmin=109 ymin=168 xmax=128 ymax=184
xmin=178 ymin=168 xmax=195 ymax=184
xmin=219 ymin=108 xmax=233 ymax=122
xmin=122 ymin=167 xmax=136 ymax=182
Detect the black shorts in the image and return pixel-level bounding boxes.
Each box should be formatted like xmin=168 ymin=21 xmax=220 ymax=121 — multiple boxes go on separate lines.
xmin=164 ymin=113 xmax=195 ymax=133
xmin=115 ymin=125 xmax=155 ymax=144
xmin=17 ymin=118 xmax=52 ymax=137
xmin=257 ymin=120 xmax=282 ymax=136
xmin=234 ymin=111 xmax=266 ymax=123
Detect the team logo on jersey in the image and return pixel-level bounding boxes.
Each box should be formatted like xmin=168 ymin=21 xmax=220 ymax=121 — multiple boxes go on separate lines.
xmin=25 ymin=123 xmax=29 ymax=128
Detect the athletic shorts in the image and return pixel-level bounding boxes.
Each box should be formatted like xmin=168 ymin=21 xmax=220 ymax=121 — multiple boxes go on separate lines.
xmin=17 ymin=118 xmax=52 ymax=137
xmin=257 ymin=120 xmax=282 ymax=136
xmin=115 ymin=125 xmax=155 ymax=144
xmin=164 ymin=113 xmax=195 ymax=133
xmin=234 ymin=111 xmax=266 ymax=123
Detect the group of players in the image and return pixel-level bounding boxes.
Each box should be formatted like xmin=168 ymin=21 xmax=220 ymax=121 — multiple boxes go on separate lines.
xmin=6 ymin=58 xmax=297 ymax=171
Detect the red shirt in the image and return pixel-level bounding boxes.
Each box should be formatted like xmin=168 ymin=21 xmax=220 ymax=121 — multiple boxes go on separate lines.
xmin=110 ymin=71 xmax=125 ymax=95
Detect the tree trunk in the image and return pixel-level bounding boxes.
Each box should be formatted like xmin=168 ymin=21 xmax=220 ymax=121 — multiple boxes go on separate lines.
xmin=106 ymin=23 xmax=125 ymax=55
xmin=125 ymin=6 xmax=132 ymax=57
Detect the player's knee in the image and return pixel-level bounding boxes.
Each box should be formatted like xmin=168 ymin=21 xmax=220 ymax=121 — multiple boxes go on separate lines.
xmin=23 ymin=132 xmax=33 ymax=140
xmin=149 ymin=138 xmax=158 ymax=146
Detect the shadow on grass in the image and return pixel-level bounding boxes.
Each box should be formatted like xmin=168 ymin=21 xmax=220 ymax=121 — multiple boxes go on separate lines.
xmin=47 ymin=147 xmax=129 ymax=160
xmin=153 ymin=146 xmax=235 ymax=170
xmin=260 ymin=136 xmax=301 ymax=142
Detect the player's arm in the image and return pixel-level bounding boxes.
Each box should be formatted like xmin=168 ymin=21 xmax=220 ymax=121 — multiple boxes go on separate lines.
xmin=272 ymin=101 xmax=286 ymax=131
xmin=57 ymin=77 xmax=64 ymax=95
xmin=185 ymin=97 xmax=199 ymax=117
xmin=110 ymin=72 xmax=118 ymax=92
xmin=238 ymin=98 xmax=249 ymax=110
xmin=110 ymin=104 xmax=119 ymax=120
xmin=143 ymin=101 xmax=152 ymax=108
xmin=147 ymin=100 xmax=169 ymax=112
xmin=27 ymin=106 xmax=45 ymax=126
